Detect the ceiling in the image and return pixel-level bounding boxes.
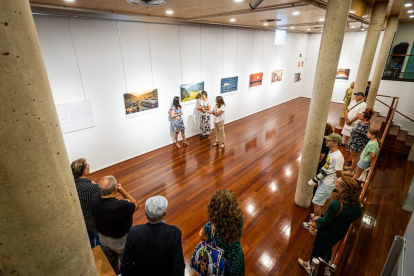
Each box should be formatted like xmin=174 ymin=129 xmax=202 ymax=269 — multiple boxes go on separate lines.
xmin=29 ymin=0 xmax=411 ymax=33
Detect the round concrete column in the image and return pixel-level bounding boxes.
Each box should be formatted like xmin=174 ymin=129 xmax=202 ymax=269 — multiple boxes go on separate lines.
xmin=353 ymin=1 xmax=388 ymax=98
xmin=294 ymin=0 xmax=352 ymax=207
xmin=0 ymin=1 xmax=98 ymax=275
xmin=366 ymin=16 xmax=399 ymax=109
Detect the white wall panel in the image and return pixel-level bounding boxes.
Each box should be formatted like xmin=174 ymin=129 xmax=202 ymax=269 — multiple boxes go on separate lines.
xmin=34 ymin=16 xmax=84 ymax=104
xmin=118 ymin=22 xmax=153 ymax=92
xmin=35 ymin=16 xmax=310 ymax=171
xmin=179 ymin=25 xmax=202 ymax=84
xmin=222 ymin=28 xmax=238 ymax=78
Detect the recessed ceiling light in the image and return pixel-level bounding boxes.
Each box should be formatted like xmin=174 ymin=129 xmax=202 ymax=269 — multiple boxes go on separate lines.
xmin=350 ymin=10 xmax=355 ymax=13
xmin=291 ymin=26 xmax=295 ymax=29
xmin=234 ymin=0 xmax=243 ymax=2
xmin=319 ymin=18 xmax=325 ymax=21
xmin=405 ymin=3 xmax=412 ymax=7
xmin=263 ymin=23 xmax=269 ymax=26
xmin=410 ymin=15 xmax=414 ymax=17
xmin=361 ymin=28 xmax=365 ymax=30
xmin=166 ymin=10 xmax=173 ymax=15
xmin=230 ymin=18 xmax=236 ymax=22
xmin=408 ymin=10 xmax=414 ymax=13
xmin=64 ymin=0 xmax=75 ymax=2
xmin=307 ymin=28 xmax=311 ymax=31
xmin=351 ymin=26 xmax=356 ymax=28
xmin=292 ymin=11 xmax=300 ymax=15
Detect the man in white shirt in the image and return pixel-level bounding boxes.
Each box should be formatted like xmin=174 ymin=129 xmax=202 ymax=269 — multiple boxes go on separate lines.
xmin=302 ymin=133 xmax=344 ymax=229
xmin=341 ymin=92 xmax=367 ymax=145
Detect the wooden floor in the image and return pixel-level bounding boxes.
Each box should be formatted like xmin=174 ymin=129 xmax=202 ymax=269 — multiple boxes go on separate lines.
xmin=90 ymin=97 xmax=413 ymax=276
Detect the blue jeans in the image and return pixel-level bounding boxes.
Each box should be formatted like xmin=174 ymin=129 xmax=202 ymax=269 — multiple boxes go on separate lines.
xmin=87 ymin=229 xmax=106 ymax=254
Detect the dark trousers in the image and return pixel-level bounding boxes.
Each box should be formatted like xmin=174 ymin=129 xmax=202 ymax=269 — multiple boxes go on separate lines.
xmin=87 ymin=229 xmax=106 ymax=254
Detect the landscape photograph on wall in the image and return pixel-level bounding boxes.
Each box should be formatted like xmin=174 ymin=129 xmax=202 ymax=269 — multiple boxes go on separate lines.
xmin=181 ymin=81 xmax=204 ymax=103
xmin=124 ymin=88 xmax=158 ymax=118
xmin=271 ymin=69 xmax=283 ymax=84
xmin=249 ymin=72 xmax=263 ymax=89
xmin=335 ymin=68 xmax=351 ymax=80
xmin=221 ymin=76 xmax=238 ymax=94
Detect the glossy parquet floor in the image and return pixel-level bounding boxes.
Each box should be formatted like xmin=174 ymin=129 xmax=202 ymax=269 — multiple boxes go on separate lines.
xmin=90 ymin=97 xmax=413 ymax=276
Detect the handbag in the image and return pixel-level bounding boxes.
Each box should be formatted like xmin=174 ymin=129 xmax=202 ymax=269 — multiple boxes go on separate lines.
xmin=191 ymin=223 xmax=226 ymax=276
xmin=309 ymin=201 xmax=343 ymax=235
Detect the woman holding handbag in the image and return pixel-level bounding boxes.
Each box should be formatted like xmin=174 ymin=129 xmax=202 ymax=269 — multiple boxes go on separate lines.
xmin=198 ymin=189 xmax=244 ymax=276
xmin=298 ymin=176 xmax=361 ymax=274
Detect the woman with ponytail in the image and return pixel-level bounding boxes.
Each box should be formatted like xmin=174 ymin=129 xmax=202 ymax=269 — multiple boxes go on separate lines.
xmin=352 ymin=128 xmax=381 ymax=180
xmin=345 ymin=110 xmax=372 ymax=175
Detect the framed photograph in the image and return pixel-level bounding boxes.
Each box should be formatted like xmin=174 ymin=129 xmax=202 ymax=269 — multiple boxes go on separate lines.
xmin=335 ymin=69 xmax=351 ymax=81
xmin=124 ymin=89 xmax=159 ymax=119
xmin=180 ymin=81 xmax=204 ymax=104
xmin=249 ymin=72 xmax=263 ymax=90
xmin=271 ymin=69 xmax=283 ymax=85
xmin=221 ymin=76 xmax=238 ymax=96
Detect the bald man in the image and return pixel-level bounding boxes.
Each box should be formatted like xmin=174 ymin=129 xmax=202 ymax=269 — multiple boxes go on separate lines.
xmin=90 ymin=175 xmax=139 ymax=275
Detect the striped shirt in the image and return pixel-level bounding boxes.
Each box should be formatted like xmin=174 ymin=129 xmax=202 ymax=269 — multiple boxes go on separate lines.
xmin=74 ymin=178 xmax=100 ymax=230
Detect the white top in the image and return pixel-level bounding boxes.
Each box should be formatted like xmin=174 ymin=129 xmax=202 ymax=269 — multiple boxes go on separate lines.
xmin=212 ymin=105 xmax=226 ymax=124
xmin=321 ymin=150 xmax=344 ymax=187
xmin=347 ymin=100 xmax=367 ymax=126
xmin=198 ymin=99 xmax=210 ymax=115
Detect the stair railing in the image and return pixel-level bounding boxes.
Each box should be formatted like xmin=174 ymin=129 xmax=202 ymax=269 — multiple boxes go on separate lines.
xmin=326 ymin=95 xmax=399 ymax=273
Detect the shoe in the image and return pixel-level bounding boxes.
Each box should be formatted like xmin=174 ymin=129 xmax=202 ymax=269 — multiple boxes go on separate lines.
xmin=183 ymin=141 xmax=190 ymax=146
xmin=344 ymin=165 xmax=352 ymax=170
xmin=343 ymin=170 xmax=354 ymax=176
xmin=309 ymin=213 xmax=315 ymax=219
xmin=204 ymin=135 xmax=209 ymax=138
xmin=199 ymin=135 xmax=204 ymax=139
xmin=220 ymin=144 xmax=225 ymax=149
xmin=302 ymin=221 xmax=311 ymax=229
xmin=175 ymin=143 xmax=181 ymax=148
xmin=298 ymin=258 xmax=311 ymax=274
xmin=212 ymin=143 xmax=219 ymax=147
xmin=346 ymin=161 xmax=352 ymax=165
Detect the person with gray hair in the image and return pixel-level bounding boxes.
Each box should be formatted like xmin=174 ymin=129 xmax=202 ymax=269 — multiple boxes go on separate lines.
xmin=121 ymin=196 xmax=185 ymax=276
xmin=90 ymin=176 xmax=139 ymax=275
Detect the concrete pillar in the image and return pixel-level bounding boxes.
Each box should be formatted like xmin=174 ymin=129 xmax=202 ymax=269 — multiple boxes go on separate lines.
xmin=294 ymin=0 xmax=352 ymax=207
xmin=353 ymin=1 xmax=388 ymax=99
xmin=366 ymin=16 xmax=399 ymax=109
xmin=0 ymin=1 xmax=98 ymax=275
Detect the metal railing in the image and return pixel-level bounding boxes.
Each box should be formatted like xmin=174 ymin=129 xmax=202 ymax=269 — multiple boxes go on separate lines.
xmin=319 ymin=95 xmax=400 ymax=274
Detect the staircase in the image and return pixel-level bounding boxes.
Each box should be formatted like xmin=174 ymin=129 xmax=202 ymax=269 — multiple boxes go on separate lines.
xmin=383 ymin=124 xmax=414 ymax=155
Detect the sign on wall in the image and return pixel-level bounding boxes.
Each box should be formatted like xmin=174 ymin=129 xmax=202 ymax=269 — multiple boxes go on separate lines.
xmin=56 ymin=99 xmax=95 ymax=134
xmin=123 ymin=88 xmax=159 ymax=119
xmin=271 ymin=69 xmax=283 ymax=85
xmin=249 ymin=72 xmax=263 ymax=90
xmin=180 ymin=81 xmax=204 ymax=105
xmin=220 ymin=76 xmax=238 ymax=95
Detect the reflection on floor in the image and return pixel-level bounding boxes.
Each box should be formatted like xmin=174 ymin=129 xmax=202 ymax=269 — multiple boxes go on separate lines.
xmin=90 ymin=97 xmax=413 ymax=275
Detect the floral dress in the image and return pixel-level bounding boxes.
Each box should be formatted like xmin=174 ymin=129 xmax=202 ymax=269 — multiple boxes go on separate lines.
xmin=199 ymin=100 xmax=211 ymax=136
xmin=349 ymin=122 xmax=370 ymax=152
xmin=341 ymin=88 xmax=353 ymax=118
xmin=170 ymin=105 xmax=185 ymax=133
xmin=204 ymin=220 xmax=245 ymax=276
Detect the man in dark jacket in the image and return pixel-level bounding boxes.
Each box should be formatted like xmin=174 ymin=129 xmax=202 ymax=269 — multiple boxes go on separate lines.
xmin=121 ymin=196 xmax=185 ymax=276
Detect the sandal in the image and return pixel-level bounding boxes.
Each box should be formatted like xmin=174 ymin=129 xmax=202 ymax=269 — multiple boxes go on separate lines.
xmin=212 ymin=143 xmax=219 ymax=147
xmin=183 ymin=141 xmax=190 ymax=146
xmin=298 ymin=258 xmax=310 ymax=274
xmin=175 ymin=143 xmax=181 ymax=148
xmin=220 ymin=144 xmax=225 ymax=149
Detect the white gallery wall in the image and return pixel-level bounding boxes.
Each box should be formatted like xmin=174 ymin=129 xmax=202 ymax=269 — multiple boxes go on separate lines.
xmin=34 ymin=16 xmax=309 ymax=172
xmin=302 ymin=31 xmax=414 ymax=135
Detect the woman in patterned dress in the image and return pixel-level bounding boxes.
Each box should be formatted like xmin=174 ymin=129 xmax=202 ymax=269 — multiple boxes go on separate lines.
xmin=199 ymin=189 xmax=245 ymax=276
xmin=170 ymin=96 xmax=190 ymax=148
xmin=198 ymin=91 xmax=211 ymax=139
xmin=345 ymin=110 xmax=373 ymax=175
xmin=341 ymin=82 xmax=354 ymax=118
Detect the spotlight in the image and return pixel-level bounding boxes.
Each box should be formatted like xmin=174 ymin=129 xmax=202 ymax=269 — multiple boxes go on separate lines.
xmin=319 ymin=18 xmax=325 ymax=21
xmin=292 ymin=11 xmax=300 ymax=15
xmin=263 ymin=23 xmax=269 ymax=26
xmin=249 ymin=0 xmax=264 ymax=10
xmin=230 ymin=18 xmax=236 ymax=22
xmin=291 ymin=26 xmax=295 ymax=29
xmin=166 ymin=10 xmax=173 ymax=15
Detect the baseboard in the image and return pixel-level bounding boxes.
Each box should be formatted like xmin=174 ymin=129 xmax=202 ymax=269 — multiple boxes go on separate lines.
xmin=90 ymin=96 xmax=303 ymax=174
